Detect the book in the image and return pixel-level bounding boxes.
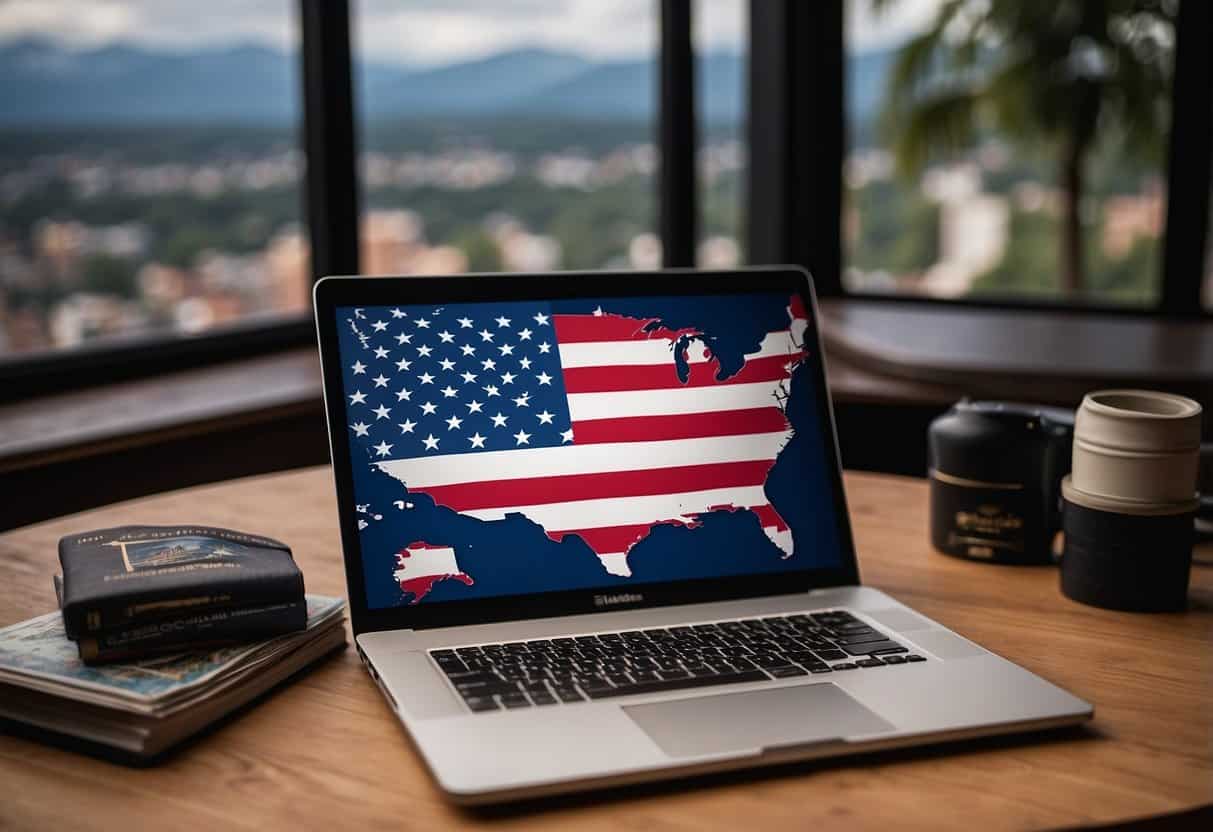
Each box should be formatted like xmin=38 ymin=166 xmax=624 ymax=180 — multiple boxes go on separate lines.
xmin=76 ymin=599 xmax=308 ymax=664
xmin=58 ymin=525 xmax=305 ymax=638
xmin=0 ymin=595 xmax=345 ymax=762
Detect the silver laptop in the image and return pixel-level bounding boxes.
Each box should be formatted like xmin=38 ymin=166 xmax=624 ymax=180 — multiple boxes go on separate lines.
xmin=313 ymin=267 xmax=1091 ymax=804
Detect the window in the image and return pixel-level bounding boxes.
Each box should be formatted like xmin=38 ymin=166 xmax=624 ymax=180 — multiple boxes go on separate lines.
xmin=352 ymin=1 xmax=658 ymax=276
xmin=843 ymin=0 xmax=1176 ymax=306
xmin=695 ymin=0 xmax=746 ymax=268
xmin=0 ymin=2 xmax=308 ymax=358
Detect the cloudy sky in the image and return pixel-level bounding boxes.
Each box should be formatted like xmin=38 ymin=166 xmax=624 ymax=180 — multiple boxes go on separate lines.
xmin=0 ymin=0 xmax=939 ymax=65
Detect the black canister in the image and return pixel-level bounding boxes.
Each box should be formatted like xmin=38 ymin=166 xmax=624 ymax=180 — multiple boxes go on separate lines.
xmin=928 ymin=401 xmax=1074 ymax=564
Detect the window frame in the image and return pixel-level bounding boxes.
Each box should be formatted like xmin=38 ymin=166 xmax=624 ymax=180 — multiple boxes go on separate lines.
xmin=2 ymin=0 xmax=1208 ymax=405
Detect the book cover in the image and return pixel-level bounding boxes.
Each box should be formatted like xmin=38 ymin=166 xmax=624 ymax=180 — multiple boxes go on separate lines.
xmin=59 ymin=526 xmax=304 ymax=638
xmin=77 ymin=600 xmax=308 ymax=665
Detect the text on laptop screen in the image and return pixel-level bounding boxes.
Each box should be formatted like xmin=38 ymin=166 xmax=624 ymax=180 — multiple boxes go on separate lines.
xmin=335 ymin=292 xmax=844 ymax=609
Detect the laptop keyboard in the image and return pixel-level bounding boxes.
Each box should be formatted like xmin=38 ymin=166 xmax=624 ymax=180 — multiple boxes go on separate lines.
xmin=430 ymin=609 xmax=926 ymax=713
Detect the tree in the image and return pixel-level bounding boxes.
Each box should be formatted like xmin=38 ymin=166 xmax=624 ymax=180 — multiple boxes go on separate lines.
xmin=876 ymin=0 xmax=1175 ymax=294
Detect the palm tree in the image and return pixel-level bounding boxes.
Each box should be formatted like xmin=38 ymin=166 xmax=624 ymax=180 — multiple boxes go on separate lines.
xmin=875 ymin=0 xmax=1175 ymax=294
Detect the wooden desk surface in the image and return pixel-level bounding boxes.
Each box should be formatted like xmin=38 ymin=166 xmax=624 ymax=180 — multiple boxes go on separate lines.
xmin=1 ymin=467 xmax=1210 ymax=830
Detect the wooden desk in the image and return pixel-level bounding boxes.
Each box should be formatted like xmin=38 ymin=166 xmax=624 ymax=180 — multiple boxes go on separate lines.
xmin=1 ymin=467 xmax=1210 ymax=829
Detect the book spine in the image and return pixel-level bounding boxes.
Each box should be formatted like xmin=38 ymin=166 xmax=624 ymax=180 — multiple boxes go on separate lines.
xmin=77 ymin=600 xmax=308 ymax=665
xmin=65 ymin=569 xmax=305 ymax=636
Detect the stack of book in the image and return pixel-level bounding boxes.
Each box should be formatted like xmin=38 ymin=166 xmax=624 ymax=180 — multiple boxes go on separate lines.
xmin=0 ymin=596 xmax=345 ymax=761
xmin=57 ymin=525 xmax=308 ymax=664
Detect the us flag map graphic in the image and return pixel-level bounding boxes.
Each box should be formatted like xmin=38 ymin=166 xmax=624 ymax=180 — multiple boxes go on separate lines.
xmin=336 ymin=293 xmax=831 ymax=607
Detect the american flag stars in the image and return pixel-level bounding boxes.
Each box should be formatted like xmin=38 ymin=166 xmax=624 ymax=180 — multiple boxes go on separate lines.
xmin=342 ymin=303 xmax=575 ymax=456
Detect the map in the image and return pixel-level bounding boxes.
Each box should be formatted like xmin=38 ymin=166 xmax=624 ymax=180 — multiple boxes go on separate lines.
xmin=338 ymin=293 xmax=843 ymax=608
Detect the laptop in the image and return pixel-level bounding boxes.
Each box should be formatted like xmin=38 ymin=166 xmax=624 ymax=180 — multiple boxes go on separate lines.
xmin=312 ymin=267 xmax=1092 ymax=804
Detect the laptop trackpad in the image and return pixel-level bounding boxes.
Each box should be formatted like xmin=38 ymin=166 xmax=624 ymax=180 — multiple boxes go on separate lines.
xmin=623 ymin=683 xmax=893 ymax=758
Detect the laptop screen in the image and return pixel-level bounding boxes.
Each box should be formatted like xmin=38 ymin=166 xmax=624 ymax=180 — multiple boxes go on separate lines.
xmin=333 ymin=291 xmax=844 ymax=610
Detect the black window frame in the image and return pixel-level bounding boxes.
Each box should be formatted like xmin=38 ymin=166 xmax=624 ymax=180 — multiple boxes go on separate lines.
xmin=2 ymin=0 xmax=1209 ymax=404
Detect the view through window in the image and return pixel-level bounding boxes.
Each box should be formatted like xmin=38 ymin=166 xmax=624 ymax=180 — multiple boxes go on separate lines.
xmin=353 ymin=1 xmax=659 ymax=276
xmin=695 ymin=0 xmax=745 ymax=269
xmin=0 ymin=1 xmax=308 ymax=358
xmin=844 ymin=0 xmax=1176 ymax=305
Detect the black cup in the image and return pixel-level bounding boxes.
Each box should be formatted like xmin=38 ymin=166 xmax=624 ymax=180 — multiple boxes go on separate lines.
xmin=1060 ymin=495 xmax=1195 ymax=612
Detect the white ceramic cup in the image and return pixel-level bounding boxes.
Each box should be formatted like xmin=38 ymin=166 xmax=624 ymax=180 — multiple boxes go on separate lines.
xmin=1070 ymin=390 xmax=1202 ymax=507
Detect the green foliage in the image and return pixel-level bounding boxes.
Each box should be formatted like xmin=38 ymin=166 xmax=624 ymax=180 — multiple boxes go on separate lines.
xmin=81 ymin=254 xmax=139 ymax=298
xmin=454 ymin=229 xmax=503 ymax=273
xmin=848 ymin=180 xmax=940 ymax=274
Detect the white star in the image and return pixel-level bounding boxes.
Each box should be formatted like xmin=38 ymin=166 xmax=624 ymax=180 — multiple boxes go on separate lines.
xmin=371 ymin=319 xmax=388 ymax=332
xmin=372 ymin=374 xmax=389 ymax=388
xmin=466 ymin=399 xmax=483 ymax=413
xmin=373 ymin=404 xmax=391 ymax=420
xmin=351 ymin=361 xmax=366 ymax=375
xmin=390 ymin=308 xmax=406 ymax=319
xmin=481 ymin=358 xmax=497 ymax=370
xmin=513 ymin=392 xmax=531 ymax=408
xmin=445 ymin=414 xmax=464 ymax=431
xmin=349 ymin=391 xmax=367 ymax=405
xmin=350 ymin=421 xmax=370 ymax=437
xmin=416 ymin=344 xmax=433 ymax=357
xmin=418 ymin=372 xmax=434 ymax=385
xmin=373 ymin=346 xmax=390 ymax=359
xmin=460 ymin=344 xmax=476 ymax=356
xmin=483 ymin=384 xmax=500 ymax=397
xmin=500 ymin=371 xmax=516 ymax=385
xmin=536 ymin=371 xmax=553 ymax=385
xmin=498 ymin=343 xmax=515 ymax=356
xmin=422 ymin=434 xmax=439 ymax=450
xmin=420 ymin=401 xmax=438 ymax=415
xmin=533 ymin=312 xmax=549 ymax=326
xmin=437 ymin=330 xmax=455 ymax=343
xmin=491 ymin=412 xmax=508 ymax=428
xmin=415 ymin=317 xmax=431 ymax=328
xmin=479 ymin=329 xmax=495 ymax=342
xmin=468 ymin=432 xmax=486 ymax=448
xmin=536 ymin=409 xmax=554 ymax=425
xmin=439 ymin=357 xmax=456 ymax=371
xmin=495 ymin=316 xmax=511 ymax=328
xmin=561 ymin=428 xmax=574 ymax=443
xmin=398 ymin=419 xmax=416 ymax=434
xmin=513 ymin=429 xmax=531 ymax=445
xmin=457 ymin=317 xmax=474 ymax=329
xmin=460 ymin=371 xmax=477 ymax=384
xmin=537 ymin=341 xmax=551 ymax=354
xmin=519 ymin=357 xmax=532 ymax=369
xmin=441 ymin=385 xmax=459 ymax=398
xmin=395 ymin=332 xmax=413 ymax=345
xmin=395 ymin=357 xmax=412 ymax=371
xmin=518 ymin=327 xmax=533 ymax=341
xmin=373 ymin=440 xmax=393 ymax=457
xmin=395 ymin=387 xmax=412 ymax=401
xmin=592 ymin=306 xmax=603 ymax=316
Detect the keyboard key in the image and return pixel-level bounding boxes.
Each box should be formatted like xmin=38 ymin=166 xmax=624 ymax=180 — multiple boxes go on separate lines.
xmin=464 ymin=696 xmax=499 ymax=712
xmin=832 ymin=631 xmax=889 ymax=645
xmin=583 ymin=670 xmax=769 ymax=700
xmin=658 ymin=669 xmax=691 ymax=680
xmin=856 ymin=658 xmax=885 ymax=668
xmin=815 ymin=649 xmax=847 ymax=662
xmin=500 ymin=693 xmax=531 ymax=709
xmin=769 ymin=666 xmax=808 ymax=678
xmin=553 ymin=687 xmax=584 ymax=703
xmin=881 ymin=655 xmax=907 ymax=664
xmin=831 ymin=662 xmax=858 ymax=670
xmin=530 ymin=692 xmax=557 ymax=706
xmin=905 ymin=654 xmax=927 ymax=662
xmin=842 ymin=641 xmax=907 ymax=656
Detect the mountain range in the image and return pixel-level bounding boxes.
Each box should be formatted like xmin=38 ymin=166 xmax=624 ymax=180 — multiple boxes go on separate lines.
xmin=0 ymin=37 xmax=894 ymax=129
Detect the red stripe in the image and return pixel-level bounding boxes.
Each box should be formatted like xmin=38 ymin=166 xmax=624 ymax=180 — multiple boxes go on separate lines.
xmin=789 ymin=292 xmax=808 ymax=321
xmin=563 ymin=353 xmax=794 ymax=394
xmin=572 ymin=407 xmax=789 ymax=444
xmin=547 ymin=505 xmax=787 ymax=552
xmin=553 ymin=314 xmax=699 ymax=344
xmin=415 ymin=459 xmax=774 ymax=512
